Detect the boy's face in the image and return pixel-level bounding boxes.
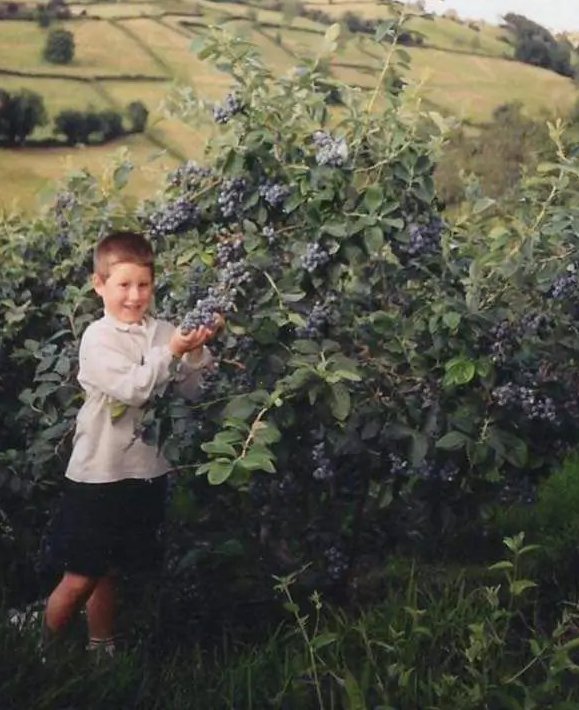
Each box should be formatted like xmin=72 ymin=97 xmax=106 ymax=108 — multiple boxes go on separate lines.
xmin=93 ymin=262 xmax=154 ymax=324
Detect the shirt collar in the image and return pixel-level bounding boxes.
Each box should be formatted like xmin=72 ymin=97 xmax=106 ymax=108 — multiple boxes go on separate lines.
xmin=103 ymin=311 xmax=151 ymax=333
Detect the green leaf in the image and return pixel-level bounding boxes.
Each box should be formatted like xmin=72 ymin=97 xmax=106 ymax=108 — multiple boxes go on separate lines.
xmin=343 ymin=670 xmax=367 ymax=710
xmin=436 ymin=431 xmax=470 ymax=451
xmin=363 ymin=185 xmax=383 ymax=213
xmin=333 ymin=369 xmax=362 ymax=382
xmin=223 ymin=396 xmax=256 ymax=421
xmin=489 ymin=428 xmax=528 ymax=468
xmin=207 ymin=459 xmax=234 ymax=485
xmin=375 ymin=20 xmax=395 ymax=42
xmin=281 ymin=291 xmax=306 ymax=303
xmin=488 ymin=561 xmax=514 ymax=572
xmin=444 ymin=358 xmax=476 ymax=387
xmin=322 ymin=221 xmax=347 ymax=238
xmin=110 ymin=401 xmax=128 ymax=421
xmin=442 ymin=312 xmax=461 ymax=331
xmin=238 ymin=448 xmax=276 ymax=473
xmin=325 ymin=23 xmax=341 ymax=42
xmin=201 ymin=440 xmax=237 ymax=457
xmin=510 ymin=579 xmax=537 ymax=597
xmin=364 ymin=226 xmax=384 ymax=254
xmin=252 ymin=421 xmax=282 ymax=445
xmin=329 ymin=382 xmax=350 ymax=420
xmin=113 ymin=162 xmax=133 ymax=190
xmin=311 ymin=632 xmax=338 ymax=650
xmin=560 ymin=636 xmax=579 ymax=653
xmin=473 ymin=197 xmax=496 ymax=214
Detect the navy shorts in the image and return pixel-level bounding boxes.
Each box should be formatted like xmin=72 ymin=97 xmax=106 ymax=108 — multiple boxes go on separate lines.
xmin=49 ymin=475 xmax=168 ymax=579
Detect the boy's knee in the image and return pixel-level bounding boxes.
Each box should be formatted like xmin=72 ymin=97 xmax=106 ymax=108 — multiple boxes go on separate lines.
xmin=62 ymin=571 xmax=98 ymax=599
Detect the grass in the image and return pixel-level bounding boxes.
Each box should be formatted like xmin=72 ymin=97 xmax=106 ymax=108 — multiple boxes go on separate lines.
xmin=0 ymin=19 xmax=165 ymax=77
xmin=116 ymin=17 xmax=230 ymax=92
xmin=0 ymin=136 xmax=180 ymax=214
xmin=403 ymin=47 xmax=577 ymax=122
xmin=303 ymin=1 xmax=513 ymax=56
xmin=223 ymin=20 xmax=302 ymax=73
xmin=67 ymin=2 xmax=164 ymax=18
xmin=100 ymin=80 xmax=211 ymax=161
xmin=0 ymin=75 xmax=109 ymax=121
xmin=2 ymin=545 xmax=579 ymax=709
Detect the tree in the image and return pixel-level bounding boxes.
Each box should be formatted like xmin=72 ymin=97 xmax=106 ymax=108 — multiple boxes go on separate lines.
xmin=54 ymin=108 xmax=125 ymax=144
xmin=127 ymin=101 xmax=149 ymax=133
xmin=54 ymin=109 xmax=90 ymax=144
xmin=0 ymin=89 xmax=47 ymax=145
xmin=504 ymin=13 xmax=573 ymax=78
xmin=97 ymin=110 xmax=123 ymax=140
xmin=43 ymin=28 xmax=75 ymax=65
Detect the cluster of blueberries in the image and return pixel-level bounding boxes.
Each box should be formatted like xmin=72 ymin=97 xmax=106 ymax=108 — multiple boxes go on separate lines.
xmin=258 ymin=180 xmax=290 ymax=208
xmin=301 ymin=242 xmax=330 ymax=273
xmin=147 ymin=196 xmax=200 ymax=238
xmin=548 ymin=269 xmax=577 ymax=300
xmin=218 ymin=178 xmax=247 ymax=219
xmin=489 ymin=313 xmax=551 ymax=364
xmin=492 ymin=383 xmax=558 ymax=424
xmin=324 ymin=545 xmax=349 ymax=581
xmin=296 ymin=299 xmax=337 ymax=339
xmin=180 ymin=236 xmax=250 ymax=334
xmin=180 ymin=289 xmax=229 ymax=333
xmin=312 ymin=130 xmax=349 ymax=167
xmin=388 ymin=453 xmax=458 ymax=483
xmin=213 ymin=92 xmax=243 ymax=125
xmin=216 ymin=235 xmax=244 ymax=267
xmin=402 ymin=218 xmax=444 ymax=256
xmin=167 ymin=161 xmax=212 ymax=190
xmin=262 ymin=225 xmax=276 ymax=244
xmin=312 ymin=441 xmax=336 ymax=481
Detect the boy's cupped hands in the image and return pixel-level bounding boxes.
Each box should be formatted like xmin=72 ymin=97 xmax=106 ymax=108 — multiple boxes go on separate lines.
xmin=170 ymin=313 xmax=225 ymax=358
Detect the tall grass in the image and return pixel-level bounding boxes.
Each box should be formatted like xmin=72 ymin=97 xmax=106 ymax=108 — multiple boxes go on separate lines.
xmin=3 ymin=537 xmax=579 ymax=709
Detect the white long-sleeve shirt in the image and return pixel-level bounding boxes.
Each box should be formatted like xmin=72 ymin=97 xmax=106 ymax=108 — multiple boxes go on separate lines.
xmin=65 ymin=312 xmax=211 ymax=483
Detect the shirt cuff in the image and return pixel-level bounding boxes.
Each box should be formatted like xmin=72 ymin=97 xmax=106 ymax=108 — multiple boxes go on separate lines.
xmin=181 ymin=345 xmax=212 ymax=370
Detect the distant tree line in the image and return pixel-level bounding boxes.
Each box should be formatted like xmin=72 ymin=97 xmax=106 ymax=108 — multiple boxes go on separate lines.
xmin=0 ymin=0 xmax=70 ymax=22
xmin=503 ymin=13 xmax=576 ymax=79
xmin=435 ymin=101 xmax=579 ymax=207
xmin=0 ymin=89 xmax=148 ymax=146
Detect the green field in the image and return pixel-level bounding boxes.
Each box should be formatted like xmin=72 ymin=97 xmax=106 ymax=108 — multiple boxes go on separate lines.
xmin=304 ymin=2 xmax=513 ymax=58
xmin=1 ymin=0 xmax=577 ymax=212
xmin=0 ymin=19 xmax=164 ymax=77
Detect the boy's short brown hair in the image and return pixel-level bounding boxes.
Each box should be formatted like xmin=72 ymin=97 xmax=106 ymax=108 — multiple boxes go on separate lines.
xmin=94 ymin=231 xmax=155 ymax=280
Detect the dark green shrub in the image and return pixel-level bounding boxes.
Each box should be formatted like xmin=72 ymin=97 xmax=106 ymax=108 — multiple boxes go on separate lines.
xmin=0 ymin=88 xmax=47 ymax=145
xmin=126 ymin=100 xmax=149 ymax=133
xmin=43 ymin=28 xmax=75 ymax=65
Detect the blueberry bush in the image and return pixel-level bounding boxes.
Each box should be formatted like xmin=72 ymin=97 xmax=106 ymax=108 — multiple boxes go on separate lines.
xmin=1 ymin=20 xmax=579 ymax=602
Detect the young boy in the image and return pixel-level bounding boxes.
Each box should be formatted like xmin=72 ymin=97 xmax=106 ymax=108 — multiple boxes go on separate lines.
xmin=43 ymin=230 xmax=218 ymax=657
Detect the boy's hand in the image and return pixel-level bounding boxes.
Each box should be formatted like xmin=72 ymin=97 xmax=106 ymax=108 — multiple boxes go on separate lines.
xmin=170 ymin=314 xmax=225 ymax=357
xmin=169 ymin=326 xmax=212 ymax=358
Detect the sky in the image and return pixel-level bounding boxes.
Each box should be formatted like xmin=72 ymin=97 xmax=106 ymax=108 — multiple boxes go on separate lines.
xmin=421 ymin=0 xmax=579 ymax=33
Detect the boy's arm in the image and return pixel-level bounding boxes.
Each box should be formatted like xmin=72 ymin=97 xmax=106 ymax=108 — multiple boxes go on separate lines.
xmin=78 ymin=327 xmax=175 ymax=407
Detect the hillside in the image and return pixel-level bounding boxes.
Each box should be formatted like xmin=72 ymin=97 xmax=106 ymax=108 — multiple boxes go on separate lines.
xmin=1 ymin=0 xmax=578 ymax=212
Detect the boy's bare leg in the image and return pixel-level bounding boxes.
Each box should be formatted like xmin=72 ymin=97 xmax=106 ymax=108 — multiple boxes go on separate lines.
xmin=45 ymin=571 xmax=98 ymax=634
xmin=85 ymin=574 xmax=117 ymax=641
